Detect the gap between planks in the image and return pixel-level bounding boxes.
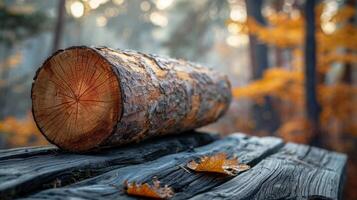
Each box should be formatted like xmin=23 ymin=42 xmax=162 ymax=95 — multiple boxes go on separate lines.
xmin=23 ymin=134 xmax=284 ymax=200
xmin=0 ymin=131 xmax=216 ymax=200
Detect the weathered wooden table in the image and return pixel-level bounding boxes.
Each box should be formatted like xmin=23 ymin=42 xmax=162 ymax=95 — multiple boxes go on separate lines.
xmin=0 ymin=132 xmax=347 ymax=200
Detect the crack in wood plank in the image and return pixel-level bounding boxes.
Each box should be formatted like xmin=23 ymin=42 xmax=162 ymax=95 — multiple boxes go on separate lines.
xmin=0 ymin=132 xmax=215 ymax=200
xmin=23 ymin=133 xmax=283 ymax=200
xmin=190 ymin=143 xmax=347 ymax=200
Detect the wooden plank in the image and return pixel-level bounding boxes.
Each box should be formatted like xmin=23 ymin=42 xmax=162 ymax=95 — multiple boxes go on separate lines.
xmin=0 ymin=131 xmax=216 ymax=199
xmin=191 ymin=143 xmax=347 ymax=200
xmin=24 ymin=133 xmax=284 ymax=200
xmin=0 ymin=146 xmax=58 ymax=161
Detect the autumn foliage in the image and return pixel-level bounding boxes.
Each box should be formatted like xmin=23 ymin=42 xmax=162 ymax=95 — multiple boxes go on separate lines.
xmin=230 ymin=3 xmax=357 ymax=147
xmin=0 ymin=114 xmax=47 ymax=147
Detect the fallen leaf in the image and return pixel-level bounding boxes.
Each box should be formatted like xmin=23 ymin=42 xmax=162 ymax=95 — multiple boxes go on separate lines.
xmin=124 ymin=178 xmax=174 ymax=199
xmin=187 ymin=152 xmax=250 ymax=176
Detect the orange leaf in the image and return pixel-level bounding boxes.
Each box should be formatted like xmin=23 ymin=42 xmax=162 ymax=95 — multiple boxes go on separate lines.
xmin=187 ymin=153 xmax=250 ymax=176
xmin=124 ymin=179 xmax=174 ymax=199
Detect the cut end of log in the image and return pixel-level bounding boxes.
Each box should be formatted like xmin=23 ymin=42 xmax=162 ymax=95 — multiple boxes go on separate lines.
xmin=32 ymin=47 xmax=121 ymax=152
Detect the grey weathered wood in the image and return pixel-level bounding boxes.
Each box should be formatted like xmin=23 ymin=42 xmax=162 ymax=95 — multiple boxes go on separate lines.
xmin=0 ymin=133 xmax=347 ymax=200
xmin=191 ymin=143 xmax=347 ymax=200
xmin=0 ymin=146 xmax=58 ymax=161
xmin=24 ymin=134 xmax=284 ymax=200
xmin=0 ymin=131 xmax=215 ymax=199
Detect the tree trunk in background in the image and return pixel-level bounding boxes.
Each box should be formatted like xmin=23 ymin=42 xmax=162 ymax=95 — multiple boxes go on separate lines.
xmin=52 ymin=0 xmax=65 ymax=53
xmin=246 ymin=0 xmax=268 ymax=79
xmin=304 ymin=0 xmax=320 ymax=146
xmin=343 ymin=0 xmax=356 ymax=84
xmin=0 ymin=46 xmax=12 ymax=120
xmin=245 ymin=0 xmax=280 ymax=134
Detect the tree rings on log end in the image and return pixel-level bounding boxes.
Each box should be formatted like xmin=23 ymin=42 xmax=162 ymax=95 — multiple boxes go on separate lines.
xmin=31 ymin=47 xmax=121 ymax=152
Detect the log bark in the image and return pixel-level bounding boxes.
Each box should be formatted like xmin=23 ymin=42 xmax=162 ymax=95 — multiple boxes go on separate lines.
xmin=31 ymin=46 xmax=231 ymax=152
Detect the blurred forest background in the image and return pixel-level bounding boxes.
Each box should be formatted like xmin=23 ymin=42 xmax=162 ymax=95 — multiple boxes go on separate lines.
xmin=0 ymin=0 xmax=356 ymax=198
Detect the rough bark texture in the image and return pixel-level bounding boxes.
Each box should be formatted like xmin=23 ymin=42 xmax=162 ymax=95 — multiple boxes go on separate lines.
xmin=31 ymin=46 xmax=231 ymax=152
xmin=0 ymin=133 xmax=346 ymax=200
xmin=97 ymin=47 xmax=231 ymax=145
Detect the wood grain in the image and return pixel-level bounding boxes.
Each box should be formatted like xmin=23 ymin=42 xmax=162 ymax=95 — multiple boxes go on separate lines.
xmin=0 ymin=133 xmax=346 ymax=200
xmin=0 ymin=131 xmax=215 ymax=199
xmin=192 ymin=143 xmax=347 ymax=200
xmin=24 ymin=134 xmax=283 ymax=200
xmin=32 ymin=47 xmax=121 ymax=152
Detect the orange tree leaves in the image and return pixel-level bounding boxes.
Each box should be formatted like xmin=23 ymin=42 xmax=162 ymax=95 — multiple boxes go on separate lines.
xmin=124 ymin=179 xmax=174 ymax=199
xmin=0 ymin=113 xmax=47 ymax=147
xmin=318 ymin=84 xmax=357 ymax=136
xmin=246 ymin=17 xmax=303 ymax=48
xmin=231 ymin=3 xmax=357 ymax=140
xmin=277 ymin=118 xmax=314 ymax=144
xmin=187 ymin=153 xmax=250 ymax=176
xmin=232 ymin=68 xmax=304 ymax=106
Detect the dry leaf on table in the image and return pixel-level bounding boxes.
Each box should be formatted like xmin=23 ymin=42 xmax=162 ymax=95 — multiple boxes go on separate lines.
xmin=187 ymin=152 xmax=250 ymax=176
xmin=124 ymin=178 xmax=174 ymax=199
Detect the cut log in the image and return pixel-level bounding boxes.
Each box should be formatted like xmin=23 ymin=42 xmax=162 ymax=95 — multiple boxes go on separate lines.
xmin=31 ymin=46 xmax=231 ymax=152
xmin=0 ymin=131 xmax=216 ymax=199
